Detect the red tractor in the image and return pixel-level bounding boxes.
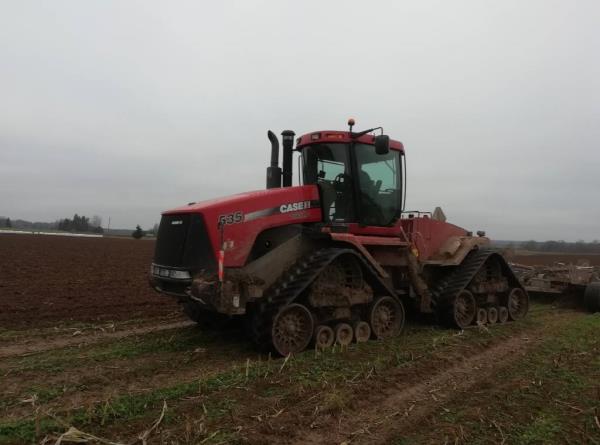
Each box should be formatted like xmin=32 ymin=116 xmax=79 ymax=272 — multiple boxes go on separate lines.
xmin=149 ymin=120 xmax=528 ymax=356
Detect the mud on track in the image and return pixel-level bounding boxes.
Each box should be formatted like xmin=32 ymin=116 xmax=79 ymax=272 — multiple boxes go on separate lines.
xmin=0 ymin=234 xmax=179 ymax=328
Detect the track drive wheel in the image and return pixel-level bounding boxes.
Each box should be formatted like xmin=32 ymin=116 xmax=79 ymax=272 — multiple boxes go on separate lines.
xmin=369 ymin=296 xmax=405 ymax=339
xmin=450 ymin=290 xmax=477 ymax=329
xmin=314 ymin=325 xmax=335 ymax=349
xmin=271 ymin=303 xmax=314 ymax=356
xmin=476 ymin=308 xmax=488 ymax=325
xmin=507 ymin=288 xmax=529 ymax=321
xmin=487 ymin=307 xmax=498 ymax=324
xmin=498 ymin=306 xmax=509 ymax=323
xmin=354 ymin=321 xmax=371 ymax=343
xmin=335 ymin=323 xmax=354 ymax=346
xmin=584 ymin=282 xmax=600 ymax=313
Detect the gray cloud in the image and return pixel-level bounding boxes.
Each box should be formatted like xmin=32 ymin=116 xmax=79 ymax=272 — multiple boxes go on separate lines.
xmin=1 ymin=1 xmax=599 ymax=240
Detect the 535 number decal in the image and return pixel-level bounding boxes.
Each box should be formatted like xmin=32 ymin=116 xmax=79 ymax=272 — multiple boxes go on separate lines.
xmin=218 ymin=211 xmax=243 ymax=227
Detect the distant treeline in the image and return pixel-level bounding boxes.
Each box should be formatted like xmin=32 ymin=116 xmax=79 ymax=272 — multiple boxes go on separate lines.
xmin=1 ymin=214 xmax=103 ymax=234
xmin=57 ymin=214 xmax=103 ymax=233
xmin=1 ymin=216 xmax=158 ymax=237
xmin=509 ymin=240 xmax=600 ymax=254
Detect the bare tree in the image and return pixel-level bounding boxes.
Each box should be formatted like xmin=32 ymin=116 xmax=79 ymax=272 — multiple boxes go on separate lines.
xmin=91 ymin=215 xmax=102 ymax=228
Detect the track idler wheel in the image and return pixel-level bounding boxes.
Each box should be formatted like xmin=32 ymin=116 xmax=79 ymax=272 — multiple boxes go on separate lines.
xmin=354 ymin=321 xmax=371 ymax=343
xmin=271 ymin=303 xmax=314 ymax=356
xmin=507 ymin=288 xmax=529 ymax=321
xmin=335 ymin=323 xmax=354 ymax=346
xmin=369 ymin=296 xmax=405 ymax=339
xmin=498 ymin=306 xmax=509 ymax=323
xmin=476 ymin=308 xmax=488 ymax=325
xmin=487 ymin=307 xmax=498 ymax=324
xmin=314 ymin=325 xmax=334 ymax=349
xmin=449 ymin=290 xmax=477 ymax=329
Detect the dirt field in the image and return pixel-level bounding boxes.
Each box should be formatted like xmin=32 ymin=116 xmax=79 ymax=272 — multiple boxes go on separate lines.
xmin=0 ymin=234 xmax=180 ymax=328
xmin=1 ymin=234 xmax=599 ymax=444
xmin=512 ymin=251 xmax=600 ymax=267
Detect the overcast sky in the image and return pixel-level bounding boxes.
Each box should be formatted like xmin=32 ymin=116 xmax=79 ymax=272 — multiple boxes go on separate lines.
xmin=1 ymin=1 xmax=599 ymax=241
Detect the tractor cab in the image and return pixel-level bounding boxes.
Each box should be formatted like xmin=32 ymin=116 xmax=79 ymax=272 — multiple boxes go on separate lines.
xmin=296 ymin=125 xmax=405 ymax=228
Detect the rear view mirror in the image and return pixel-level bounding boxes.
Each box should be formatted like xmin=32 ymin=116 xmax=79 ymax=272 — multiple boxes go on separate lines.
xmin=375 ymin=135 xmax=390 ymax=155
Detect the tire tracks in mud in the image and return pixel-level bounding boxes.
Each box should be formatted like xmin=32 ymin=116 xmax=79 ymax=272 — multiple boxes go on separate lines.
xmin=288 ymin=310 xmax=582 ymax=445
xmin=1 ymin=320 xmax=257 ymax=422
xmin=340 ymin=333 xmax=536 ymax=445
xmin=0 ymin=320 xmax=195 ymax=359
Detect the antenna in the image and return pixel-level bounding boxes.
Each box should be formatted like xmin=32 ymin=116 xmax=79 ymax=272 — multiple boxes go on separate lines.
xmin=347 ymin=118 xmax=355 ymax=132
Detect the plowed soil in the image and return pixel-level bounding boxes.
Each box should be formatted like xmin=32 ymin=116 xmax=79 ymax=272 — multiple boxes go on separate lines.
xmin=0 ymin=234 xmax=179 ymax=328
xmin=512 ymin=252 xmax=600 ymax=266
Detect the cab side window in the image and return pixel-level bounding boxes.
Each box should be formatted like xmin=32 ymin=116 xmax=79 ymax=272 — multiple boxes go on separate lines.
xmin=355 ymin=146 xmax=401 ymax=226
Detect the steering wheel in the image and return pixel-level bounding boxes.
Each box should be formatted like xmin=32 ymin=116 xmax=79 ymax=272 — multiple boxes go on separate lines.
xmin=333 ymin=173 xmax=352 ymax=191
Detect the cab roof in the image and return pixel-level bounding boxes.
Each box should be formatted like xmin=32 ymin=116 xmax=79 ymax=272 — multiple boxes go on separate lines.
xmin=296 ymin=130 xmax=404 ymax=154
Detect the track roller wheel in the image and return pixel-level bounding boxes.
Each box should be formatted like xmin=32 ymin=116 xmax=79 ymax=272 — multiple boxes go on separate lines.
xmin=335 ymin=323 xmax=354 ymax=346
xmin=498 ymin=306 xmax=509 ymax=323
xmin=476 ymin=308 xmax=488 ymax=325
xmin=450 ymin=290 xmax=477 ymax=329
xmin=354 ymin=321 xmax=371 ymax=343
xmin=369 ymin=296 xmax=405 ymax=339
xmin=487 ymin=307 xmax=498 ymax=324
xmin=314 ymin=325 xmax=334 ymax=349
xmin=271 ymin=303 xmax=314 ymax=356
xmin=507 ymin=288 xmax=529 ymax=321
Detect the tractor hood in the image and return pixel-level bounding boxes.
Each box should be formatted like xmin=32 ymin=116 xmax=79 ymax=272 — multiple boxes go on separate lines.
xmin=159 ymin=185 xmax=322 ymax=267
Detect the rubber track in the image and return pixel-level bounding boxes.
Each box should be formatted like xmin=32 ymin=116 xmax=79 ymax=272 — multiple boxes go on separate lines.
xmin=251 ymin=248 xmax=396 ymax=349
xmin=431 ymin=248 xmax=523 ymax=309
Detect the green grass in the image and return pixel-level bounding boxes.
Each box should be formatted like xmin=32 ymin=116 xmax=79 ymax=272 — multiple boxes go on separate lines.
xmin=0 ymin=304 xmax=567 ymax=444
xmin=0 ymin=322 xmax=493 ymax=443
xmin=1 ymin=326 xmax=243 ymax=374
xmin=395 ymin=312 xmax=600 ymax=445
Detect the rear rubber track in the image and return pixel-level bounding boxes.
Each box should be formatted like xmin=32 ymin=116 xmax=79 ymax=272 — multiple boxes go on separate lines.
xmin=431 ymin=248 xmax=523 ymax=327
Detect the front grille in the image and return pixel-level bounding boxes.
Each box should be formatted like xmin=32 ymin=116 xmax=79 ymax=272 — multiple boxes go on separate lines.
xmin=154 ymin=213 xmax=216 ymax=272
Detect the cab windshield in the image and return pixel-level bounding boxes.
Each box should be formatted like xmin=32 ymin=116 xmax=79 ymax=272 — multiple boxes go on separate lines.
xmin=302 ymin=143 xmax=402 ymax=226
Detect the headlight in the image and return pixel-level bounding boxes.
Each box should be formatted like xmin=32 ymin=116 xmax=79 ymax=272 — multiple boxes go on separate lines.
xmin=169 ymin=270 xmax=191 ymax=280
xmin=151 ymin=264 xmax=191 ymax=280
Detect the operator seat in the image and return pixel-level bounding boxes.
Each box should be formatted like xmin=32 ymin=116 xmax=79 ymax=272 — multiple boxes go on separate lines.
xmin=359 ymin=170 xmax=384 ymax=225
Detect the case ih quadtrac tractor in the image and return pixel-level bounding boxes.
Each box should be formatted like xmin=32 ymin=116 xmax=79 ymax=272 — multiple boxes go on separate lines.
xmin=149 ymin=120 xmax=528 ymax=356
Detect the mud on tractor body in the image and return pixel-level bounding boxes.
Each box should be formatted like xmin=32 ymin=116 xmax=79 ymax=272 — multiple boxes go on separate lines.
xmin=149 ymin=121 xmax=528 ymax=356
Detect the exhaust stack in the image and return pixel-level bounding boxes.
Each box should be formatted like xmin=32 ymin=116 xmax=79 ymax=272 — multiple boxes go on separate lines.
xmin=266 ymin=130 xmax=281 ymax=189
xmin=281 ymin=130 xmax=295 ymax=187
